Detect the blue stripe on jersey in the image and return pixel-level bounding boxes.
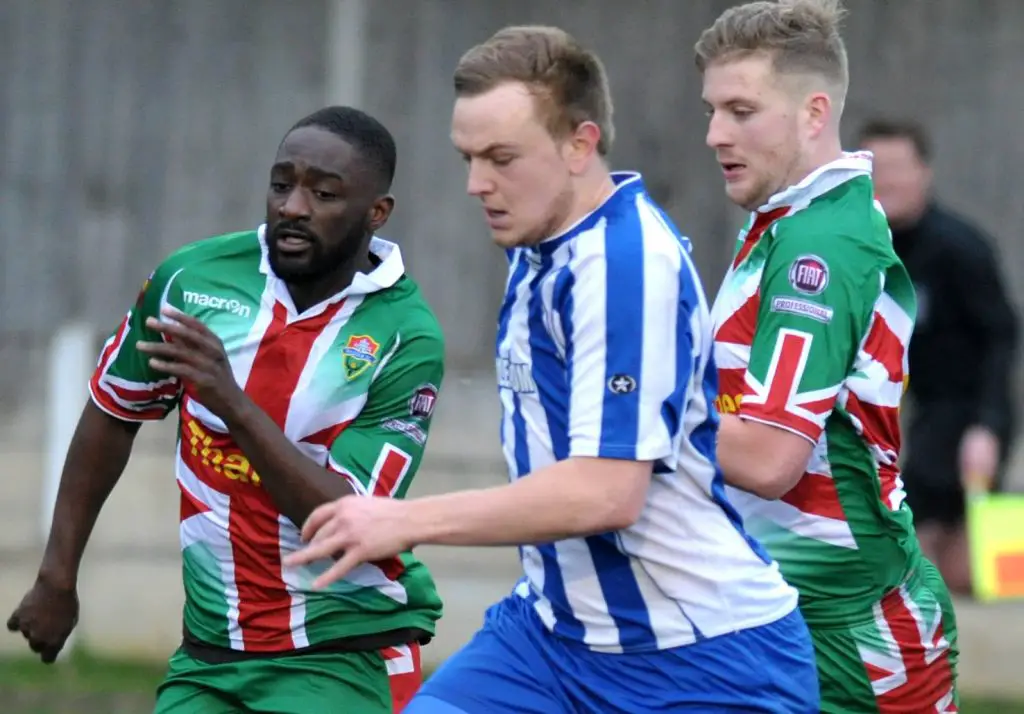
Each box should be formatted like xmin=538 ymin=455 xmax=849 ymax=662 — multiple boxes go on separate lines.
xmin=596 ymin=205 xmax=644 ymax=459
xmin=527 ymin=250 xmax=586 ymax=642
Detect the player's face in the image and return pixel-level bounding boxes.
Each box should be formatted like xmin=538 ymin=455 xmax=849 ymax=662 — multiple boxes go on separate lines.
xmin=861 ymin=136 xmax=931 ymax=229
xmin=451 ymin=82 xmax=575 ymax=248
xmin=266 ymin=126 xmax=392 ymax=284
xmin=702 ymin=54 xmax=807 ymax=211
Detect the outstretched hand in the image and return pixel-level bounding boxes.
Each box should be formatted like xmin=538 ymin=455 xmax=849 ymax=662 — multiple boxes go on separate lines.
xmin=284 ymin=495 xmax=416 ymax=589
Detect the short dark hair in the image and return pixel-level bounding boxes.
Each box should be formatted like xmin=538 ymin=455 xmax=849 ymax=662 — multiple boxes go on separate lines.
xmin=453 ymin=25 xmax=615 ymax=156
xmin=288 ymin=106 xmax=397 ymax=191
xmin=857 ymin=118 xmax=932 ymax=164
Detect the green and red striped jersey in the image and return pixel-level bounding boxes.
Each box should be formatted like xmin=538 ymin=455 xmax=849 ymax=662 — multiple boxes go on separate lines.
xmin=90 ymin=227 xmax=444 ymax=652
xmin=711 ymin=153 xmax=922 ymax=622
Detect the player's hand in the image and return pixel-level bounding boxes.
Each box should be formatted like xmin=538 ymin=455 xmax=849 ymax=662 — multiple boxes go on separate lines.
xmin=137 ymin=306 xmax=245 ymax=418
xmin=959 ymin=425 xmax=1000 ymax=493
xmin=6 ymin=575 xmax=80 ymax=664
xmin=284 ymin=496 xmax=415 ymax=589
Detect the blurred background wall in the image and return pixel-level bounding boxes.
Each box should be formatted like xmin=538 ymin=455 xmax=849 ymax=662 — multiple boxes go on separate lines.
xmin=1 ymin=0 xmax=1023 ymax=702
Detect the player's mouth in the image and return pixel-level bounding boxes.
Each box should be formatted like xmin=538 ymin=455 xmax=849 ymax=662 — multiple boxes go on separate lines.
xmin=720 ymin=161 xmax=746 ymax=182
xmin=274 ymin=228 xmax=315 ymax=255
xmin=484 ymin=208 xmax=510 ymax=229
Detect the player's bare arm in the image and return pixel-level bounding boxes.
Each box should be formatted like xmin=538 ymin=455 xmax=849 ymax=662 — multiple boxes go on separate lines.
xmin=287 ymin=456 xmax=651 ymax=588
xmin=717 ymin=414 xmax=814 ymax=499
xmin=138 ymin=306 xmax=354 ymax=528
xmin=6 ymin=402 xmax=140 ymax=663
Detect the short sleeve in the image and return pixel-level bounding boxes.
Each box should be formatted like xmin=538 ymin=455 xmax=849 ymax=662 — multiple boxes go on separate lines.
xmin=326 ymin=332 xmax=444 ymax=498
xmin=89 ymin=264 xmax=185 ymax=421
xmin=561 ymin=229 xmax=695 ymax=466
xmin=739 ymin=227 xmax=877 ymax=443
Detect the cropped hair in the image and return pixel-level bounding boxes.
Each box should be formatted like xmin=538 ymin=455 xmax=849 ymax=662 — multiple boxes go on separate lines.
xmin=454 ymin=25 xmax=616 ymax=156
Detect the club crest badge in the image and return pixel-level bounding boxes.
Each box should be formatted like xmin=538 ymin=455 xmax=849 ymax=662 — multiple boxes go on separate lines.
xmin=788 ymin=254 xmax=829 ymax=295
xmin=342 ymin=334 xmax=380 ymax=381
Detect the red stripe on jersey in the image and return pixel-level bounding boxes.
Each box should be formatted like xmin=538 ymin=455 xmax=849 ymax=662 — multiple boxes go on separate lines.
xmin=716 ymin=293 xmax=760 ymax=346
xmin=301 ymin=420 xmax=354 ymax=449
xmin=878 ymin=464 xmax=901 ymax=510
xmin=371 ymin=446 xmax=413 ymax=497
xmin=95 ymin=313 xmax=130 ymax=375
xmin=369 ymin=446 xmax=413 ymax=581
xmin=863 ymin=312 xmax=905 ymax=383
xmin=107 ymin=379 xmax=179 ymax=403
xmin=91 ymin=385 xmax=167 ymax=421
xmin=179 ymin=482 xmax=211 ymax=521
xmin=741 ymin=330 xmax=832 ymax=441
xmin=385 ymin=643 xmax=423 ymax=713
xmin=844 ymin=391 xmax=902 ymax=506
xmin=231 ymin=298 xmax=346 ymax=652
xmin=780 ymin=472 xmax=846 ymax=521
xmin=732 ymin=207 xmax=789 ymax=269
xmin=716 ymin=367 xmax=747 ymax=397
xmin=868 ymin=587 xmax=956 ymax=713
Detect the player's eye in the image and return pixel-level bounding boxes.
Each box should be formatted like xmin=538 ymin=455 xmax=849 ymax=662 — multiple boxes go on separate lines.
xmin=492 ymin=155 xmax=515 ymax=167
xmin=270 ymin=182 xmax=291 ymax=193
xmin=314 ymin=190 xmax=338 ymax=201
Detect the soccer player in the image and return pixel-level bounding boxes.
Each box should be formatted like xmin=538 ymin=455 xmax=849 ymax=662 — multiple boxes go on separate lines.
xmin=7 ymin=106 xmax=445 ymax=714
xmin=286 ymin=25 xmax=819 ymax=713
xmin=697 ymin=1 xmax=959 ymax=711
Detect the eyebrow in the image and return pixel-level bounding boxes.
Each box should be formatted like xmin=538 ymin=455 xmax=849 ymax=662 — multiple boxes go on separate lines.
xmin=455 ymin=142 xmax=519 ymax=157
xmin=271 ymin=161 xmax=345 ymax=182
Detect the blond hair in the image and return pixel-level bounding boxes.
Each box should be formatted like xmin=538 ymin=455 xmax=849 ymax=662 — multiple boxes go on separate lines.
xmin=453 ymin=25 xmax=615 ymax=156
xmin=695 ymin=0 xmax=849 ymax=110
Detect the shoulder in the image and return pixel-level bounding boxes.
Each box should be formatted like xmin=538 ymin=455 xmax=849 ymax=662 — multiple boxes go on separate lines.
xmin=378 ymin=277 xmax=445 ymax=357
xmin=150 ymin=230 xmax=261 ymax=284
xmin=771 ymin=180 xmax=894 ymax=282
xmin=573 ymin=192 xmax=688 ymax=286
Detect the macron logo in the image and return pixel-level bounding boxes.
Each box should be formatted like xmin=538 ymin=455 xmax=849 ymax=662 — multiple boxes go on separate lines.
xmin=182 ymin=291 xmax=251 ymax=318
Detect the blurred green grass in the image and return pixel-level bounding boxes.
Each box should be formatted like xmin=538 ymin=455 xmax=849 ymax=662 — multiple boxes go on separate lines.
xmin=1 ymin=650 xmax=1023 ymax=713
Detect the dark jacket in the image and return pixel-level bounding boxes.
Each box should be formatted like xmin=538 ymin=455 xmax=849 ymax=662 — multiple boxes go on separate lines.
xmin=894 ymin=202 xmax=1019 ymax=484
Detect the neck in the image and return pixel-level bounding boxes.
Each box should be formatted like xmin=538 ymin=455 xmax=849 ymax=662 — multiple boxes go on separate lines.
xmin=549 ymin=167 xmax=616 ymax=238
xmin=785 ymin=133 xmax=844 ymax=193
xmin=286 ymin=247 xmax=375 ymax=313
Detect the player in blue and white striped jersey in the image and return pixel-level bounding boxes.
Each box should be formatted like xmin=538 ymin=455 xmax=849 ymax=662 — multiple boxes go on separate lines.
xmin=286 ymin=25 xmax=820 ymax=713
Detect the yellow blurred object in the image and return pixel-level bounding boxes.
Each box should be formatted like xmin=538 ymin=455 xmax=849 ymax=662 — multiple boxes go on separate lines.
xmin=967 ymin=489 xmax=1024 ymax=601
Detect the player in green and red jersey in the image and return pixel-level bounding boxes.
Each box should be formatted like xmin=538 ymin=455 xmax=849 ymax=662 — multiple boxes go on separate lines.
xmin=7 ymin=106 xmax=444 ymax=713
xmin=696 ymin=2 xmax=958 ymax=712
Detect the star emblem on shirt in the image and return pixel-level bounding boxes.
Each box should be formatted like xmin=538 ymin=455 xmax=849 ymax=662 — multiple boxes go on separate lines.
xmin=607 ymin=374 xmax=637 ymax=395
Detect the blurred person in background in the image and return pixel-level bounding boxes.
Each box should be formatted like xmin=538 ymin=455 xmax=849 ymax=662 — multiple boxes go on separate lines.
xmin=860 ymin=118 xmax=1019 ymax=597
xmin=7 ymin=106 xmax=444 ymax=714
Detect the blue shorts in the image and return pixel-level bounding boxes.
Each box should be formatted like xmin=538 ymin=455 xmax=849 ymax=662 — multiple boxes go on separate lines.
xmin=407 ymin=595 xmax=819 ymax=713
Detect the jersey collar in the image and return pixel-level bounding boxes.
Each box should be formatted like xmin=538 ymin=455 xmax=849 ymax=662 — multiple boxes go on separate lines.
xmin=528 ymin=171 xmax=646 ymax=256
xmin=257 ymin=223 xmax=405 ymax=298
xmin=757 ymin=151 xmax=873 ymax=214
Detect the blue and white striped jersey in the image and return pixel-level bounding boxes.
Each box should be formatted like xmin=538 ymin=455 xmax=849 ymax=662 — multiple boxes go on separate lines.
xmin=496 ymin=172 xmax=799 ymax=653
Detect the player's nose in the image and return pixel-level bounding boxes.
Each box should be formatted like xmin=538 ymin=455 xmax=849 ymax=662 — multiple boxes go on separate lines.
xmin=279 ymin=187 xmax=312 ymax=219
xmin=705 ymin=113 xmax=732 ymax=149
xmin=465 ymin=159 xmax=495 ymax=197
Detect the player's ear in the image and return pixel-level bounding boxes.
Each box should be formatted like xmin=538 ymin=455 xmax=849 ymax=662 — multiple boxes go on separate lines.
xmin=804 ymin=92 xmax=832 ymax=139
xmin=367 ymin=195 xmax=395 ymax=233
xmin=564 ymin=121 xmax=602 ymax=175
